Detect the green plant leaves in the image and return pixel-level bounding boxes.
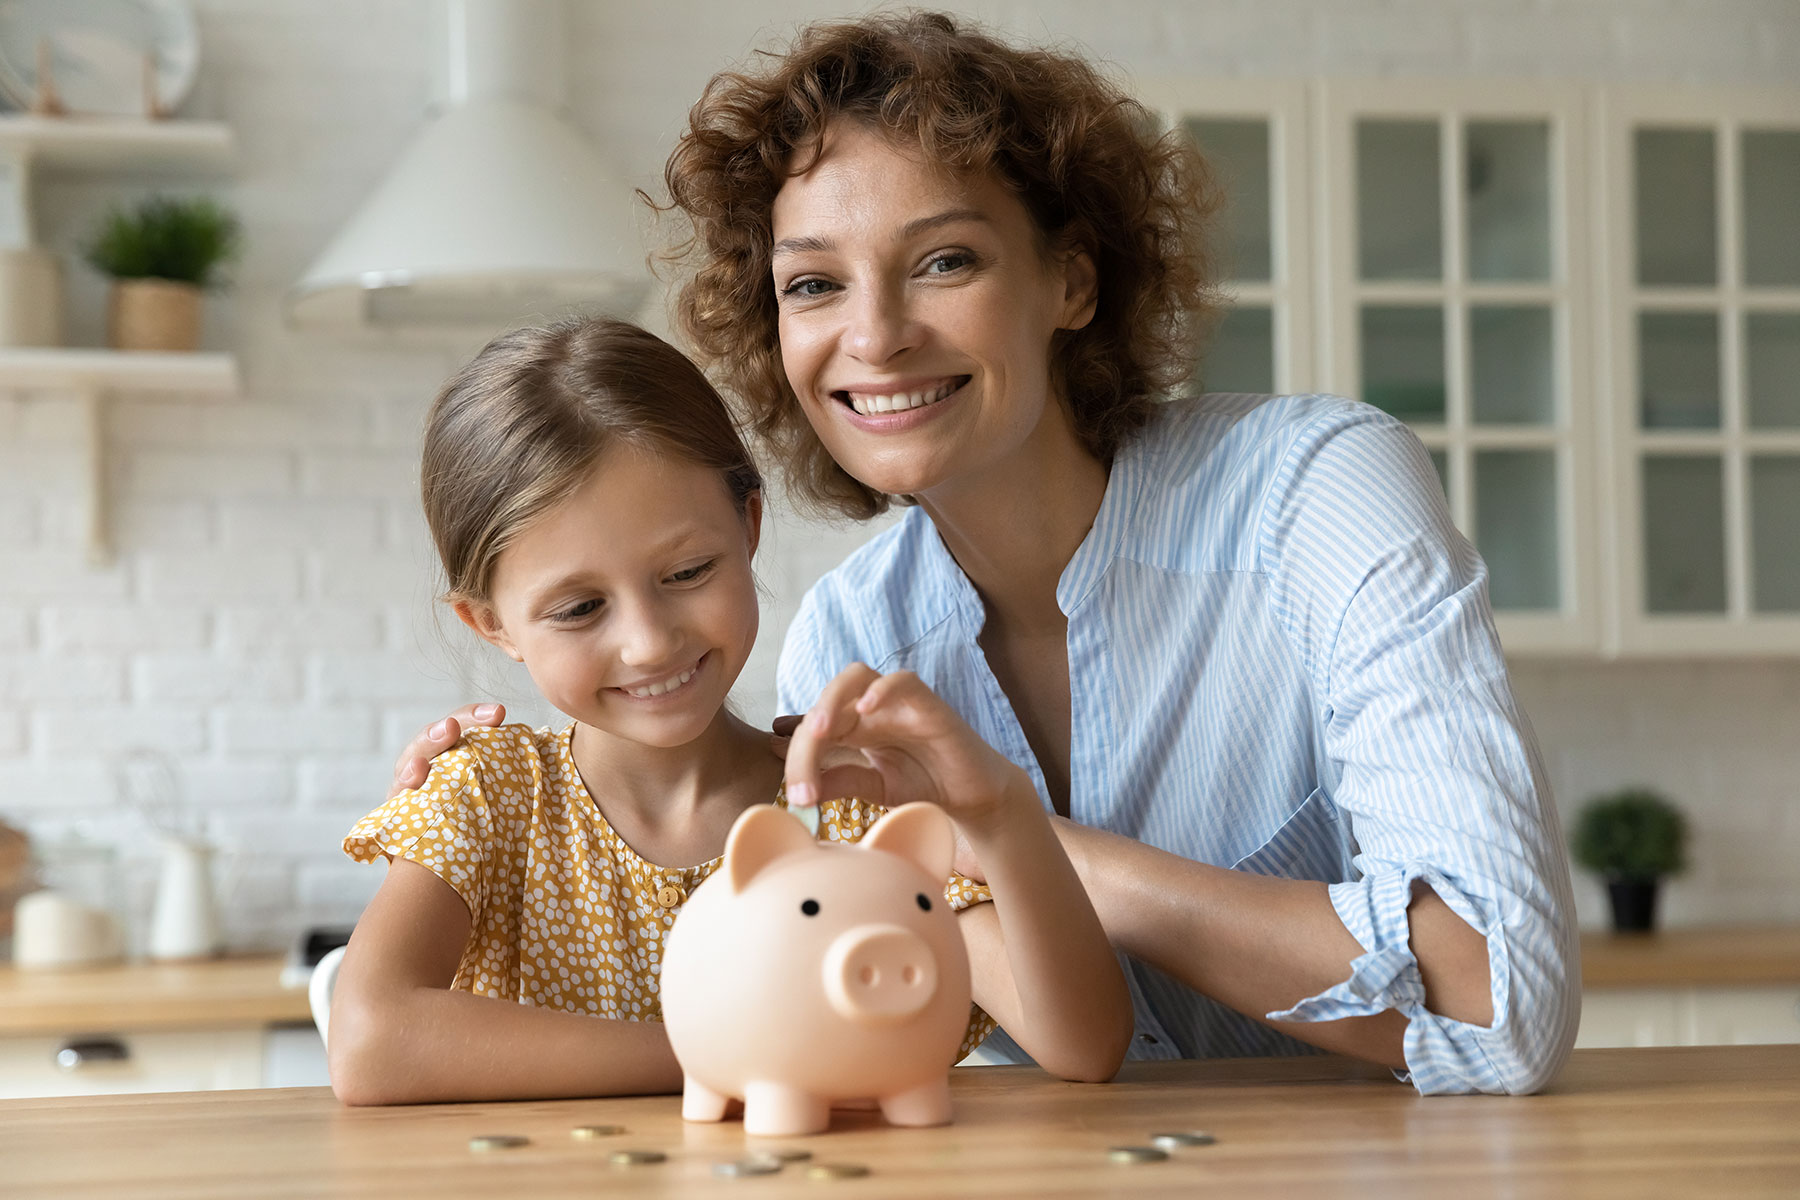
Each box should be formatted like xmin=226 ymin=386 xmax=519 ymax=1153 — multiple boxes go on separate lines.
xmin=84 ymin=196 xmax=241 ymax=288
xmin=1572 ymin=788 xmax=1689 ymax=881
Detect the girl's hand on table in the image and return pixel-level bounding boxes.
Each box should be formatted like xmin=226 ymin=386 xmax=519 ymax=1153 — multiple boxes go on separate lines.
xmin=783 ymin=664 xmax=1035 ymax=863
xmin=387 ymin=703 xmax=506 ymax=798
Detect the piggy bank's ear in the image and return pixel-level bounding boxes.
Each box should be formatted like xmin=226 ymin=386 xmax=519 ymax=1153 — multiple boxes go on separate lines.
xmin=861 ymin=803 xmax=954 ymax=882
xmin=725 ymin=805 xmax=817 ymax=893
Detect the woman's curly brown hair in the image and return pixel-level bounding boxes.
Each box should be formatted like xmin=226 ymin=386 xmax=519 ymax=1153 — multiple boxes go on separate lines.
xmin=663 ymin=10 xmax=1224 ymax=521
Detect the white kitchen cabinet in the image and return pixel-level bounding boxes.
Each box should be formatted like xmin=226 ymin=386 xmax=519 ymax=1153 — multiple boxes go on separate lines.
xmin=1137 ymin=79 xmax=1317 ymax=398
xmin=1142 ymin=78 xmax=1800 ymax=658
xmin=0 ymin=1028 xmax=265 ymax=1099
xmin=1577 ymin=986 xmax=1800 ymax=1049
xmin=1600 ymin=89 xmax=1800 ymax=655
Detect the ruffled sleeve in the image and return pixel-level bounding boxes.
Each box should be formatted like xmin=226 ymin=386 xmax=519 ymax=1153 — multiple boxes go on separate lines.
xmin=342 ymin=743 xmax=495 ymax=919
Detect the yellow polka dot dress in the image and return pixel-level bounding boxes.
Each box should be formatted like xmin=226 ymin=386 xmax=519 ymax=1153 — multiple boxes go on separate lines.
xmin=342 ymin=724 xmax=996 ymax=1058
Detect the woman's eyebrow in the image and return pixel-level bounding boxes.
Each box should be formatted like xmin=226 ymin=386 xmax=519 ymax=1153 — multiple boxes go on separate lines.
xmin=770 ymin=208 xmax=992 ymax=260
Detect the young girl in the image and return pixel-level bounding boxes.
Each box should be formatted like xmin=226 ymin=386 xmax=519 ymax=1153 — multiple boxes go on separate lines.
xmin=328 ymin=317 xmax=1130 ymax=1105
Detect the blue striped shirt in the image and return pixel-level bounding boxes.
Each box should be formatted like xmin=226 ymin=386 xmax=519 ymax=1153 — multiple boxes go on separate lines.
xmin=776 ymin=392 xmax=1581 ymax=1095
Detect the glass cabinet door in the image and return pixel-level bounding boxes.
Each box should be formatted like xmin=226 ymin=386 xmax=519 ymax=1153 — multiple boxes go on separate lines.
xmin=1324 ymin=82 xmax=1595 ymax=654
xmin=1612 ymin=93 xmax=1800 ymax=652
xmin=1144 ymin=80 xmax=1314 ymax=397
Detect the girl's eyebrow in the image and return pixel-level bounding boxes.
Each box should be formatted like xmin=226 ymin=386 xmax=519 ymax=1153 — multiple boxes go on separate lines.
xmin=771 ymin=207 xmax=991 ymax=260
xmin=524 ymin=529 xmax=709 ymax=604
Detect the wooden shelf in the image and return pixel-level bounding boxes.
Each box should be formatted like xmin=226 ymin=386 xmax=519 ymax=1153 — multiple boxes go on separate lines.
xmin=0 ymin=115 xmax=232 ymax=173
xmin=0 ymin=347 xmax=236 ymax=394
xmin=0 ymin=348 xmax=239 ymax=562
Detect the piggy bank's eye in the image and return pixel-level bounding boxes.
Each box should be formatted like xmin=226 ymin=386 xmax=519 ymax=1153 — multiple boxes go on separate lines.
xmin=916 ymin=893 xmax=932 ymax=912
xmin=800 ymin=899 xmax=820 ymax=917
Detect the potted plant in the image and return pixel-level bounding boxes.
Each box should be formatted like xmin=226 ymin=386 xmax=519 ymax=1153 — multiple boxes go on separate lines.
xmin=83 ymin=196 xmax=240 ymax=352
xmin=1572 ymin=788 xmax=1689 ymax=933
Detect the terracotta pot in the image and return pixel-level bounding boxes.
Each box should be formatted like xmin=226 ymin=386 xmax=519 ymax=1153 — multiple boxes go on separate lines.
xmin=108 ymin=278 xmax=203 ymax=351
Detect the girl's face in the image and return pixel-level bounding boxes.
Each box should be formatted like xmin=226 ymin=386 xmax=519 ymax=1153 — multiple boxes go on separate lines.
xmin=458 ymin=444 xmax=762 ymax=750
xmin=769 ymin=122 xmax=1098 ymax=501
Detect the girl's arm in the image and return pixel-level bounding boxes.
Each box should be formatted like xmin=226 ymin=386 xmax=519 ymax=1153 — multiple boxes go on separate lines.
xmin=785 ymin=665 xmax=1132 ymax=1083
xmin=328 ymin=856 xmax=683 ymax=1105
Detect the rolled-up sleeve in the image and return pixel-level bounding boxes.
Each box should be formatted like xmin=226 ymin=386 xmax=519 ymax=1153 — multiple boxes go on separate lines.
xmin=1257 ymin=405 xmax=1581 ymax=1095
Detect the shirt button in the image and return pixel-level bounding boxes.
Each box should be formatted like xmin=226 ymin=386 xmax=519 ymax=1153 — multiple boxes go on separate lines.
xmin=1138 ymin=1033 xmax=1159 ymax=1045
xmin=655 ymin=885 xmax=683 ymax=909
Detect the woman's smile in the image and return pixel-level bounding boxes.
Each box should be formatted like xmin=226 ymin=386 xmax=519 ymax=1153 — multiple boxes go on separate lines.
xmin=835 ymin=376 xmax=970 ymax=422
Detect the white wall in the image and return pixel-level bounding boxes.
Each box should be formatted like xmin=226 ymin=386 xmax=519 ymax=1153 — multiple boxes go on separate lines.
xmin=2 ymin=0 xmax=1797 ymax=951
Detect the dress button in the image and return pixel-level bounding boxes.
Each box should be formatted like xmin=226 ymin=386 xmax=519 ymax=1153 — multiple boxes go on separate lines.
xmin=655 ymin=885 xmax=684 ymax=909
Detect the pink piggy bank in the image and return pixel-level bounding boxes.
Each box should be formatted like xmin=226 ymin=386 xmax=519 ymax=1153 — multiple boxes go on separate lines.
xmin=660 ymin=802 xmax=972 ymax=1137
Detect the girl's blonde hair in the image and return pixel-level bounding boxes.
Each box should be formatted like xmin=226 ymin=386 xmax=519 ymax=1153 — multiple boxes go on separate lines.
xmin=420 ymin=316 xmax=763 ymax=605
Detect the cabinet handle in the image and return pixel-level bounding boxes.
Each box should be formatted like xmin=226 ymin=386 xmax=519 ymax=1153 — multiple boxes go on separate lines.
xmin=54 ymin=1038 xmax=131 ymax=1070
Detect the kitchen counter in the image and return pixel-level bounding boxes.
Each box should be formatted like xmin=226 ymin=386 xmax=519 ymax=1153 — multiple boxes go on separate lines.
xmin=1580 ymin=925 xmax=1800 ymax=988
xmin=0 ymin=956 xmax=310 ymax=1035
xmin=4 ymin=1046 xmax=1797 ymax=1198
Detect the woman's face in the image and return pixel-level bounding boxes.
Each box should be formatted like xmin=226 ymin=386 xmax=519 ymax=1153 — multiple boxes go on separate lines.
xmin=769 ymin=123 xmax=1097 ymax=501
xmin=459 ymin=445 xmax=762 ymax=752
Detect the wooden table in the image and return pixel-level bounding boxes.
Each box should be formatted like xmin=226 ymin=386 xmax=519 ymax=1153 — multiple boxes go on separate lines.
xmin=3 ymin=1046 xmax=1797 ymax=1198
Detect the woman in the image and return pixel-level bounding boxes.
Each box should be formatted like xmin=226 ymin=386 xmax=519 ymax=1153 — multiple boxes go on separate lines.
xmin=395 ymin=12 xmax=1578 ymax=1095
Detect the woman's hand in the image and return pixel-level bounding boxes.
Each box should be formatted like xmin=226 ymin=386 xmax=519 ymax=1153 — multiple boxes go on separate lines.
xmin=387 ymin=703 xmax=506 ymax=798
xmin=783 ymin=664 xmax=1035 ymax=844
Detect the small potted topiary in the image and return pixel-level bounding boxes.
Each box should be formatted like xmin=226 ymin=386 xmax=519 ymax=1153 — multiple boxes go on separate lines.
xmin=1572 ymin=787 xmax=1689 ymax=933
xmin=83 ymin=196 xmax=240 ymax=352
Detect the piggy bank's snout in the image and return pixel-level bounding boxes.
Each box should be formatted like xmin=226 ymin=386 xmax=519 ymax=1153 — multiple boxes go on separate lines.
xmin=821 ymin=924 xmax=939 ymax=1022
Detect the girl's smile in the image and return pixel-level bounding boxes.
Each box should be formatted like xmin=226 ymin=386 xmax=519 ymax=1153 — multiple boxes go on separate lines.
xmin=613 ymin=652 xmax=708 ymax=701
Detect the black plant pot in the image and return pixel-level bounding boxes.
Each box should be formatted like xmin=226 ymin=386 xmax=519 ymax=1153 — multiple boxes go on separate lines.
xmin=1606 ymin=878 xmax=1661 ymax=932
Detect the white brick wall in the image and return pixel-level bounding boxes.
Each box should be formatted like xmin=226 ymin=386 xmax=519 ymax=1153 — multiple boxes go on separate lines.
xmin=0 ymin=0 xmax=1795 ymax=955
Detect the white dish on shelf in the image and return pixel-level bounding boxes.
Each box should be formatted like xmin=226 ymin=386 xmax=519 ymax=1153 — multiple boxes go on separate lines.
xmin=0 ymin=0 xmax=198 ymax=117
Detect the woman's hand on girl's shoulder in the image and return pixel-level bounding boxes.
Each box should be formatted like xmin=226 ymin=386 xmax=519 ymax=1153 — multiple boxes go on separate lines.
xmin=783 ymin=664 xmax=1035 ymax=842
xmin=388 ymin=703 xmax=506 ymax=799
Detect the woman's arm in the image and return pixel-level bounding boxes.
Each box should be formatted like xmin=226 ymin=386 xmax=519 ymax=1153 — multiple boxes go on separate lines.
xmin=1050 ymin=819 xmax=1490 ymax=1069
xmin=787 ymin=666 xmax=1132 ymax=1083
xmin=328 ymin=857 xmax=682 ymax=1105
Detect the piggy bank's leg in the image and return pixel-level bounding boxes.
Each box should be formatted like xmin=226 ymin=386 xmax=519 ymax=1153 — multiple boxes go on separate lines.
xmin=681 ymin=1075 xmax=732 ymax=1123
xmin=878 ymin=1077 xmax=953 ymax=1128
xmin=742 ymin=1081 xmax=831 ymax=1137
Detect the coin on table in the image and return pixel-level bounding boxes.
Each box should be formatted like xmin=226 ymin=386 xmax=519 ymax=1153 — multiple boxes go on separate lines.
xmin=570 ymin=1124 xmax=626 ymax=1140
xmin=806 ymin=1162 xmax=871 ymax=1180
xmin=1107 ymin=1146 xmax=1169 ymax=1164
xmin=751 ymin=1148 xmax=813 ymax=1163
xmin=468 ymin=1134 xmax=530 ymax=1152
xmin=715 ymin=1158 xmax=783 ymax=1178
xmin=1150 ymin=1131 xmax=1216 ymax=1149
xmin=609 ymin=1149 xmax=668 ymax=1166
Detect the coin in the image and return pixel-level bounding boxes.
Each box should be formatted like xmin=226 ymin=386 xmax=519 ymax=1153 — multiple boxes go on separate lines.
xmin=1107 ymin=1146 xmax=1169 ymax=1164
xmin=714 ymin=1158 xmax=783 ymax=1178
xmin=751 ymin=1148 xmax=813 ymax=1163
xmin=609 ymin=1149 xmax=668 ymax=1166
xmin=570 ymin=1124 xmax=626 ymax=1139
xmin=792 ymin=803 xmax=821 ymax=836
xmin=806 ymin=1162 xmax=871 ymax=1180
xmin=1151 ymin=1131 xmax=1216 ymax=1149
xmin=468 ymin=1134 xmax=530 ymax=1152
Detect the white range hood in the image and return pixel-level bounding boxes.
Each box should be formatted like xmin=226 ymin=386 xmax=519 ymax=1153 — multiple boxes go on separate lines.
xmin=286 ymin=0 xmax=647 ymax=328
